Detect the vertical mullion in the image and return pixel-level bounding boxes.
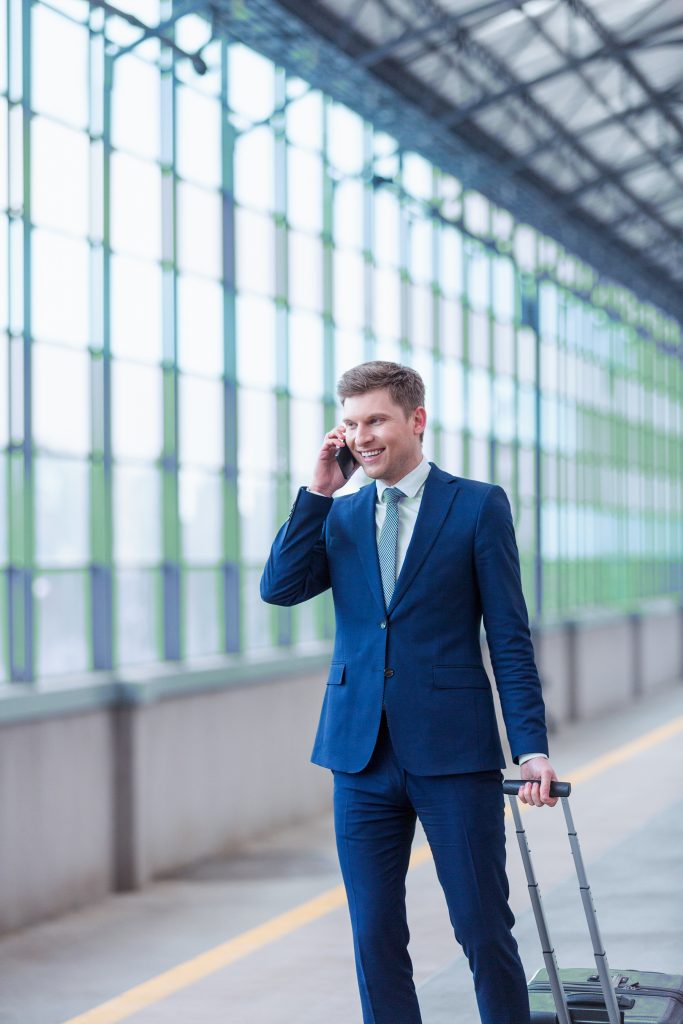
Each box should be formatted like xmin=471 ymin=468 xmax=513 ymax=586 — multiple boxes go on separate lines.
xmin=7 ymin=0 xmax=33 ymax=681
xmin=221 ymin=39 xmax=240 ymax=654
xmin=320 ymin=95 xmax=335 ymax=641
xmin=91 ymin=25 xmax=113 ymax=670
xmin=274 ymin=67 xmax=290 ymax=648
xmin=161 ymin=21 xmax=180 ymax=660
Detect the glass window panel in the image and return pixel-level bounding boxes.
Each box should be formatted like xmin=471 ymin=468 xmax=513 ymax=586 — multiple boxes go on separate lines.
xmin=439 ymin=226 xmax=463 ymax=296
xmin=290 ymin=398 xmax=323 ymax=482
xmin=469 ymin=435 xmax=490 ymax=481
xmin=327 ymin=102 xmax=365 ymax=175
xmin=233 ymin=126 xmax=275 ymax=212
xmin=493 ymin=257 xmax=515 ymax=322
xmin=184 ymin=568 xmax=221 ymax=657
xmin=34 ymin=571 xmax=88 ymax=677
xmin=373 ymin=267 xmax=401 ymax=340
xmin=179 ymin=375 xmax=223 ymax=468
xmin=468 ymin=367 xmax=491 ymax=437
xmin=115 ymin=568 xmax=159 ymax=666
xmin=440 ymin=430 xmax=464 ymax=475
xmin=0 ymin=215 xmax=7 ymax=331
xmin=111 ymin=53 xmax=160 ymax=161
xmin=33 ymin=343 xmax=90 ymax=454
xmin=110 ymin=152 xmax=161 ymax=261
xmin=493 ymin=376 xmax=516 ymax=443
xmin=411 ymin=348 xmax=434 ymax=408
xmin=111 ymin=361 xmax=163 ymax=460
xmin=494 ymin=321 xmax=514 ymax=376
xmin=113 ymin=463 xmax=161 ymax=564
xmin=177 ymin=182 xmax=222 ymax=278
xmin=176 ymin=85 xmax=221 ymax=188
xmin=375 ymin=337 xmax=402 ymax=364
xmin=469 ymin=310 xmax=489 ymax=368
xmin=31 ymin=117 xmax=89 ymax=235
xmin=374 ymin=189 xmax=400 ymax=266
xmin=0 ymin=571 xmax=5 ymax=680
xmin=288 ymin=148 xmax=323 ymax=233
xmin=539 ymin=281 xmax=558 ymax=340
xmin=236 ymin=389 xmax=275 ymax=474
xmin=411 ymin=284 xmax=432 ymax=349
xmin=289 ymin=232 xmax=323 ymax=312
xmin=409 ymin=218 xmax=432 ymax=283
xmin=238 ymin=473 xmax=276 ymax=563
xmin=287 ymin=88 xmax=323 ymax=150
xmin=177 ymin=275 xmax=223 ymax=376
xmin=294 ymin=597 xmax=320 ymax=644
xmin=334 ymin=328 xmax=365 ymax=386
xmin=235 ymin=207 xmax=275 ymax=296
xmin=541 ymin=395 xmax=559 ymax=451
xmin=32 ymin=6 xmax=88 ymax=128
xmin=518 ymin=447 xmax=535 ymax=499
xmin=0 ymin=333 xmax=7 ymax=447
xmin=440 ymin=358 xmax=464 ymax=430
xmin=35 ymin=456 xmax=88 ymax=566
xmin=228 ymin=44 xmax=275 ymax=123
xmin=32 ymin=230 xmax=89 ymax=346
xmin=464 ymin=192 xmax=489 ymax=236
xmin=440 ymin=296 xmax=463 ymax=358
xmin=289 ymin=311 xmax=324 ymax=399
xmin=517 ymin=327 xmax=537 ymax=384
xmin=0 ymin=453 xmax=7 ymax=565
xmin=403 ymin=153 xmax=432 ymax=200
xmin=111 ymin=255 xmax=162 ymax=362
xmin=518 ymin=384 xmax=536 ymax=446
xmin=333 ymin=178 xmax=364 ymax=250
xmin=236 ymin=294 xmax=277 ymax=389
xmin=180 ymin=469 xmax=222 ymax=562
xmin=334 ymin=248 xmax=364 ymax=330
xmin=467 ymin=248 xmax=490 ymax=311
xmin=0 ymin=9 xmax=6 ymax=93
xmin=244 ymin=565 xmax=272 ymax=650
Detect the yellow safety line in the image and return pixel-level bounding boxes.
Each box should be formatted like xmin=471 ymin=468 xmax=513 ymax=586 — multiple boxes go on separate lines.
xmin=62 ymin=712 xmax=683 ymax=1024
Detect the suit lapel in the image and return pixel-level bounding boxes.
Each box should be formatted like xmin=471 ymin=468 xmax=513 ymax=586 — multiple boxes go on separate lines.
xmin=387 ymin=463 xmax=461 ymax=615
xmin=350 ymin=479 xmax=386 ymax=615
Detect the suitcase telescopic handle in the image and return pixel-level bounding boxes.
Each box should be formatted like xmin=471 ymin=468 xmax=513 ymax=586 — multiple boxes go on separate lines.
xmin=503 ymin=779 xmax=572 ymax=798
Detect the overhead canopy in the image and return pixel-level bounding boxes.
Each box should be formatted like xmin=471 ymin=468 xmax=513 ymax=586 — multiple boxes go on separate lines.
xmin=218 ymin=0 xmax=683 ymax=326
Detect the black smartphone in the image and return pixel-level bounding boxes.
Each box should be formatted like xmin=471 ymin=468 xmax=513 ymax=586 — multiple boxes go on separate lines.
xmin=335 ymin=442 xmax=359 ymax=480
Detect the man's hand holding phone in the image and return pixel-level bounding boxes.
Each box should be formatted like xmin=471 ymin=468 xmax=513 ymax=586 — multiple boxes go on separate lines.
xmin=309 ymin=425 xmax=359 ymax=497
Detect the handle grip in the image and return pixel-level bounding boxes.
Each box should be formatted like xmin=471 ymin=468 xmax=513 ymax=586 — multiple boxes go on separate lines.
xmin=503 ymin=779 xmax=572 ymax=798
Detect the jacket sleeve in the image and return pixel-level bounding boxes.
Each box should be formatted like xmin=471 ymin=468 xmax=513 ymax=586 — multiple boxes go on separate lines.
xmin=260 ymin=486 xmax=333 ymax=606
xmin=473 ymin=484 xmax=549 ymax=764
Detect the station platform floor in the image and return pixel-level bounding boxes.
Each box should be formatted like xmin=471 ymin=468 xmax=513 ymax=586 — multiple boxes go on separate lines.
xmin=1 ymin=682 xmax=682 ymax=1024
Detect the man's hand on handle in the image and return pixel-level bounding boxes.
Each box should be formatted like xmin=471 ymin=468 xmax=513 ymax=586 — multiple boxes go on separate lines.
xmin=519 ymin=757 xmax=559 ymax=808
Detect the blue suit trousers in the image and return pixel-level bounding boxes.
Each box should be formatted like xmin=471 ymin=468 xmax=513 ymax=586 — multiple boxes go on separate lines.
xmin=332 ymin=713 xmax=530 ymax=1024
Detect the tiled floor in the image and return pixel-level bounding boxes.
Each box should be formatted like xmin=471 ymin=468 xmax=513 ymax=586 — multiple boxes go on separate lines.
xmin=1 ymin=683 xmax=682 ymax=1024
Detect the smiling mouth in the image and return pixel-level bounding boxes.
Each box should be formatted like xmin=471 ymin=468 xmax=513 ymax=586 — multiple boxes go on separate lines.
xmin=358 ymin=449 xmax=384 ymax=461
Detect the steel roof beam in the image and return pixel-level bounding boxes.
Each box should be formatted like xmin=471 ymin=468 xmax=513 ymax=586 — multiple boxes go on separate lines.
xmin=220 ymin=0 xmax=683 ymax=322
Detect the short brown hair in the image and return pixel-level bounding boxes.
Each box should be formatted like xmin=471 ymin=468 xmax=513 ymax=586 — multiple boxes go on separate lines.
xmin=336 ymin=361 xmax=426 ymax=442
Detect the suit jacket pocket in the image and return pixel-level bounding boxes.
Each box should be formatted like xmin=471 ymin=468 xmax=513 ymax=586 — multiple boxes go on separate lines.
xmin=432 ymin=664 xmax=490 ymax=689
xmin=326 ymin=662 xmax=346 ymax=685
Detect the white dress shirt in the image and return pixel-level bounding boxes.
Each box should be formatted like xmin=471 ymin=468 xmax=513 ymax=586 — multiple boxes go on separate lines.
xmin=307 ymin=454 xmax=546 ymax=766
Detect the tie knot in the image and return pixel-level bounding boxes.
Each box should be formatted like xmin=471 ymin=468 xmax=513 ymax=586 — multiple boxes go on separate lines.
xmin=382 ymin=486 xmax=405 ymax=506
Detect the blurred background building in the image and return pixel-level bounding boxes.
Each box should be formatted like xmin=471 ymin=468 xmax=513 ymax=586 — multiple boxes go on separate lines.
xmin=0 ymin=0 xmax=681 ymax=936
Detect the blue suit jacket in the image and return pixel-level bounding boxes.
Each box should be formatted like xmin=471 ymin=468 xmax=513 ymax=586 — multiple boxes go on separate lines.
xmin=260 ymin=462 xmax=549 ymax=775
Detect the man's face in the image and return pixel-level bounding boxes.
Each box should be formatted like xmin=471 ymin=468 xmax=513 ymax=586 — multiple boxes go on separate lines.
xmin=342 ymin=388 xmax=427 ymax=485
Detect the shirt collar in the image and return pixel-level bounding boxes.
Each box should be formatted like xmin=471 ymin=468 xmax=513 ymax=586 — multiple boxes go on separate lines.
xmin=375 ymin=455 xmax=431 ymax=503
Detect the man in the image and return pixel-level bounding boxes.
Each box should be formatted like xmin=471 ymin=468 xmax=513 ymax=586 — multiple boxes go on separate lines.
xmin=260 ymin=360 xmax=559 ymax=1024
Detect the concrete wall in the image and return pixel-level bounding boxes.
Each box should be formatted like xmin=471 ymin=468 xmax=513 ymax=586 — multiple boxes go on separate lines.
xmin=0 ymin=606 xmax=681 ymax=936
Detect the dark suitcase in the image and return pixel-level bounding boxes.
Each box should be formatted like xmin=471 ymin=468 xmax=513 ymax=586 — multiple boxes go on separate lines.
xmin=503 ymin=780 xmax=683 ymax=1024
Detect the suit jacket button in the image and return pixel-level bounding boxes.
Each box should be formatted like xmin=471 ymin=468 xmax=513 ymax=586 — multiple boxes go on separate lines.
xmin=384 ymin=668 xmax=394 ymax=678
xmin=380 ymin=621 xmax=386 ymax=629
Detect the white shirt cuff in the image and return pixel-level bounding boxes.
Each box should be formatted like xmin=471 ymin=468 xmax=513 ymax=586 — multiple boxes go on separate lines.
xmin=518 ymin=752 xmax=548 ymax=766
